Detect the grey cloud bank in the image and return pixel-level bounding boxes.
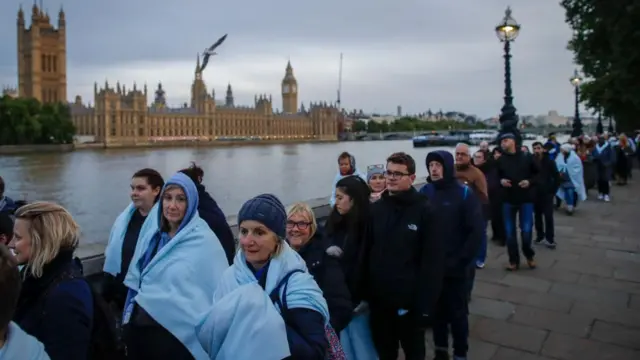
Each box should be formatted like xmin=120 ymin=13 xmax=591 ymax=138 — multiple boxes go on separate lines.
xmin=0 ymin=0 xmax=580 ymax=118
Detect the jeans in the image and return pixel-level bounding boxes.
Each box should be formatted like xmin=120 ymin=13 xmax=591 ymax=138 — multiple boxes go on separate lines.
xmin=534 ymin=195 xmax=555 ymax=243
xmin=370 ymin=306 xmax=425 ymax=360
xmin=433 ymin=277 xmax=469 ymax=358
xmin=502 ymin=202 xmax=535 ymax=265
xmin=561 ymin=186 xmax=575 ymax=206
xmin=475 ymin=220 xmax=488 ymax=263
xmin=597 ymin=179 xmax=610 ymax=195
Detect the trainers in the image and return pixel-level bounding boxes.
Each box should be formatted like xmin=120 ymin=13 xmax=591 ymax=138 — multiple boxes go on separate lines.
xmin=527 ymin=258 xmax=537 ymax=269
xmin=505 ymin=263 xmax=519 ymax=271
xmin=542 ymin=239 xmax=557 ymax=249
xmin=604 ymin=195 xmax=611 ymax=202
xmin=598 ymin=193 xmax=604 ymax=200
xmin=475 ymin=261 xmax=485 ymax=269
xmin=534 ymin=238 xmax=544 ymax=244
xmin=566 ymin=205 xmax=574 ymax=215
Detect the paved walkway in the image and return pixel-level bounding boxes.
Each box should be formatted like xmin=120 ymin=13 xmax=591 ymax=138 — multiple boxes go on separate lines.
xmin=406 ymin=172 xmax=640 ymax=359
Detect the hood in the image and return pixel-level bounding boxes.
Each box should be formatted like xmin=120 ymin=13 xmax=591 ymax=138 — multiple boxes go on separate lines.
xmin=2 ymin=322 xmax=50 ymax=359
xmin=338 ymin=153 xmax=357 ymax=175
xmin=426 ymin=150 xmax=455 ymax=184
xmin=158 ymin=172 xmax=199 ymax=234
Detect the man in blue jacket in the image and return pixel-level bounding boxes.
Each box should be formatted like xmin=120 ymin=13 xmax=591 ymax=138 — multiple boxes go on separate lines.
xmin=420 ymin=150 xmax=484 ymax=360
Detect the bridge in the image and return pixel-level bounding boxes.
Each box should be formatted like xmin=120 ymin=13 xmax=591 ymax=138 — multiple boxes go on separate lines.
xmin=349 ymin=127 xmax=578 ymax=141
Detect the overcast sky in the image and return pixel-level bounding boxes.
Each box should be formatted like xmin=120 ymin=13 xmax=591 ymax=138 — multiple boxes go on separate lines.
xmin=0 ymin=0 xmax=581 ymax=118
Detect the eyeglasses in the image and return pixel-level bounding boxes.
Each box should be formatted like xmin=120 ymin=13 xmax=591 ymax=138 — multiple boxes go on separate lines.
xmin=384 ymin=170 xmax=409 ymax=179
xmin=286 ymin=220 xmax=311 ymax=230
xmin=367 ymin=164 xmax=385 ymax=172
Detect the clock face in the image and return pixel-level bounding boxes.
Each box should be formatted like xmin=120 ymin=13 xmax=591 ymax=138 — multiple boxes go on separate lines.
xmin=291 ymin=85 xmax=297 ymax=92
xmin=283 ymin=84 xmax=290 ymax=93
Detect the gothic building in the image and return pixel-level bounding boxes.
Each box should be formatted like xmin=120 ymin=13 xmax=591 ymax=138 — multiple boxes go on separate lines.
xmin=14 ymin=5 xmax=339 ymax=147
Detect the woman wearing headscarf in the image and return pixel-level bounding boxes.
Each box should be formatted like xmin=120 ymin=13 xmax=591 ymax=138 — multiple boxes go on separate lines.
xmin=197 ymin=194 xmax=330 ymax=360
xmin=122 ymin=172 xmax=229 ymax=359
xmin=330 ymin=152 xmax=366 ymax=207
xmin=555 ymin=144 xmax=587 ymax=214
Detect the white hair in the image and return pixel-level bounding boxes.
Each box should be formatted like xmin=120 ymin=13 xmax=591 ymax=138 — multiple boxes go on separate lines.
xmin=455 ymin=143 xmax=471 ymax=154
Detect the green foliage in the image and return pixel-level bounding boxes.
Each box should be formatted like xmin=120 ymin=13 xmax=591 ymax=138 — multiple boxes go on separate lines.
xmin=352 ymin=116 xmax=487 ymax=133
xmin=560 ymin=0 xmax=640 ymax=132
xmin=0 ymin=96 xmax=76 ymax=145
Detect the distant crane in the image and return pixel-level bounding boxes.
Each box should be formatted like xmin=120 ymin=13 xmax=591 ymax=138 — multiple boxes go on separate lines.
xmin=336 ymin=53 xmax=343 ymax=112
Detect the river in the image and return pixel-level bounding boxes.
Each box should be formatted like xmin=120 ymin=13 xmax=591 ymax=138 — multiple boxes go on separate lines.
xmin=0 ymin=139 xmax=541 ymax=245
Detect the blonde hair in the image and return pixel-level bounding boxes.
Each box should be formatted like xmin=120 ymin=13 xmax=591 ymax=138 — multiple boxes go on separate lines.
xmin=286 ymin=202 xmax=318 ymax=239
xmin=14 ymin=201 xmax=80 ymax=278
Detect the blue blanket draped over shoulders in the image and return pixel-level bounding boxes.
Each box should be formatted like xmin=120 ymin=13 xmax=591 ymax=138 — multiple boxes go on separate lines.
xmin=103 ymin=202 xmax=159 ymax=276
xmin=0 ymin=322 xmax=50 ymax=360
xmin=124 ymin=173 xmax=229 ymax=359
xmin=197 ymin=241 xmax=329 ymax=359
xmin=555 ymin=151 xmax=587 ymax=202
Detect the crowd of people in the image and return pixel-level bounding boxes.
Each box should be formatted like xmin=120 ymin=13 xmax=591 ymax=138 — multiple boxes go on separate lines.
xmin=0 ymin=130 xmax=637 ymax=360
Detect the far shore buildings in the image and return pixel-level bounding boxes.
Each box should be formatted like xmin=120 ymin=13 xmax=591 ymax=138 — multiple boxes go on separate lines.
xmin=14 ymin=4 xmax=338 ymax=147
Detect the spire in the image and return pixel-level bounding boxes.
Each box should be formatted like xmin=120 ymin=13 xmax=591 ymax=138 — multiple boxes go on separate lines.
xmin=226 ymin=83 xmax=232 ymax=94
xmin=195 ymin=53 xmax=201 ymax=73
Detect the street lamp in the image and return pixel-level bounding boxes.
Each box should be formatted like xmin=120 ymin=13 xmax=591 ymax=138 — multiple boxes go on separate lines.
xmin=569 ymin=69 xmax=583 ymax=137
xmin=596 ymin=109 xmax=603 ymax=134
xmin=495 ymin=6 xmax=521 ymax=145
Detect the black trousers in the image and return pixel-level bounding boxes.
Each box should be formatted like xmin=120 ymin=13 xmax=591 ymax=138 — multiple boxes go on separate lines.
xmin=124 ymin=323 xmax=194 ymax=360
xmin=433 ymin=277 xmax=469 ymax=357
xmin=489 ymin=197 xmax=505 ymax=242
xmin=534 ymin=194 xmax=555 ymax=243
xmin=369 ymin=306 xmax=425 ymax=360
xmin=597 ymin=179 xmax=610 ymax=195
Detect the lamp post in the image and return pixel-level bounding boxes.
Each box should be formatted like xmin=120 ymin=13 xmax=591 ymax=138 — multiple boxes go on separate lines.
xmin=595 ymin=109 xmax=603 ymax=135
xmin=607 ymin=116 xmax=614 ymax=134
xmin=495 ymin=7 xmax=521 ymax=145
xmin=569 ymin=69 xmax=583 ymax=137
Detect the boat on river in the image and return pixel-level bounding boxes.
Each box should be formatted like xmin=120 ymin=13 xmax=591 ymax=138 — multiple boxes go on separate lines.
xmin=413 ymin=130 xmax=498 ymax=147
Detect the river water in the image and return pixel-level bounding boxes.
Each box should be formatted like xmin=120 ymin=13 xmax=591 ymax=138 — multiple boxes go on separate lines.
xmin=0 ymin=139 xmax=540 ymax=245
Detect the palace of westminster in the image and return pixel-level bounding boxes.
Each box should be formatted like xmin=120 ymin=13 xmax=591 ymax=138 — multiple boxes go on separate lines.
xmin=9 ymin=5 xmax=339 ymax=147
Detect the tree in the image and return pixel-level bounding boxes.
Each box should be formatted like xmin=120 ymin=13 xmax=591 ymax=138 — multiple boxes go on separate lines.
xmin=560 ymin=0 xmax=640 ymax=133
xmin=0 ymin=96 xmax=76 ymax=145
xmin=352 ymin=120 xmax=367 ymax=132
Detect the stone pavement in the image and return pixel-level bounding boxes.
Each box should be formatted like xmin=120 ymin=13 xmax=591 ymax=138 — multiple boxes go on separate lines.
xmin=403 ymin=172 xmax=640 ymax=360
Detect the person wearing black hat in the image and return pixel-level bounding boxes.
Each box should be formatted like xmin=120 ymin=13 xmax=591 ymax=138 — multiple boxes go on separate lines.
xmin=496 ymin=133 xmax=540 ymax=271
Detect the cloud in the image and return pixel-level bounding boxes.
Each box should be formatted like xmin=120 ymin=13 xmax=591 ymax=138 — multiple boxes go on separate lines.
xmin=0 ymin=0 xmax=584 ymax=118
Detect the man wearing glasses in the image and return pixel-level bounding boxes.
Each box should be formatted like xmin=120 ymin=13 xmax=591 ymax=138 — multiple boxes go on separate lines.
xmin=364 ymin=152 xmax=444 ymax=360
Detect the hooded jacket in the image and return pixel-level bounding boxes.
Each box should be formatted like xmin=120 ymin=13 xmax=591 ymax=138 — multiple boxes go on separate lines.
xmin=420 ymin=151 xmax=484 ymax=278
xmin=329 ymin=154 xmax=366 ymax=207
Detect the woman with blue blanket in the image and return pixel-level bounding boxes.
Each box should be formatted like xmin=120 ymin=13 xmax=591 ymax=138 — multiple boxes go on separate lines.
xmin=197 ymin=194 xmax=330 ymax=360
xmin=122 ymin=172 xmax=229 ymax=360
xmin=555 ymin=144 xmax=587 ymax=215
xmin=102 ymin=168 xmax=164 ymax=312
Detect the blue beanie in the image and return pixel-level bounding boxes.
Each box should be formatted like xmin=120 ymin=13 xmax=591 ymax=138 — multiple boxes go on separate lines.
xmin=237 ymin=194 xmax=287 ymax=238
xmin=499 ymin=133 xmax=516 ymax=141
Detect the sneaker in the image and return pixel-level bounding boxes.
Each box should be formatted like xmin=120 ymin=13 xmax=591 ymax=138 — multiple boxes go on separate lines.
xmin=534 ymin=238 xmax=544 ymax=244
xmin=475 ymin=261 xmax=485 ymax=269
xmin=598 ymin=193 xmax=604 ymax=200
xmin=505 ymin=263 xmax=519 ymax=271
xmin=527 ymin=258 xmax=537 ymax=269
xmin=542 ymin=239 xmax=557 ymax=249
xmin=566 ymin=205 xmax=574 ymax=215
xmin=604 ymin=195 xmax=611 ymax=202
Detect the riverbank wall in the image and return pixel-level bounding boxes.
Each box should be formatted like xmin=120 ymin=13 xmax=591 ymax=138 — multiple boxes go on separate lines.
xmin=78 ymin=179 xmax=427 ymax=278
xmin=0 ymin=144 xmax=75 ymax=155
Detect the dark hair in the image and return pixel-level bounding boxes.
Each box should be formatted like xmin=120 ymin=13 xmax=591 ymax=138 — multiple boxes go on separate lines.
xmin=386 ymin=152 xmax=416 ymax=175
xmin=532 ymin=142 xmax=543 ymax=148
xmin=179 ymin=162 xmax=205 ymax=184
xmin=491 ymin=147 xmax=502 ymax=155
xmin=338 ymin=152 xmax=351 ymax=161
xmin=0 ymin=176 xmax=4 ymax=196
xmin=132 ymin=168 xmax=165 ymax=202
xmin=326 ymin=176 xmax=370 ymax=249
xmin=0 ymin=244 xmax=20 ymax=332
xmin=474 ymin=150 xmax=487 ymax=161
xmin=0 ymin=213 xmax=13 ymax=244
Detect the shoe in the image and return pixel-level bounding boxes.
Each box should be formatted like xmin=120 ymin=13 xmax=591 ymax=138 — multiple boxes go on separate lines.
xmin=566 ymin=205 xmax=574 ymax=215
xmin=526 ymin=258 xmax=537 ymax=269
xmin=505 ymin=263 xmax=519 ymax=271
xmin=434 ymin=349 xmax=449 ymax=360
xmin=598 ymin=193 xmax=604 ymax=200
xmin=534 ymin=238 xmax=544 ymax=244
xmin=542 ymin=239 xmax=557 ymax=249
xmin=604 ymin=195 xmax=610 ymax=202
xmin=475 ymin=261 xmax=485 ymax=269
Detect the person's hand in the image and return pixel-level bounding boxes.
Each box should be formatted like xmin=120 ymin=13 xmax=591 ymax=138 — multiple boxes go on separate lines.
xmin=518 ymin=180 xmax=530 ymax=188
xmin=326 ymin=246 xmax=343 ymax=258
xmin=500 ymin=179 xmax=512 ymax=187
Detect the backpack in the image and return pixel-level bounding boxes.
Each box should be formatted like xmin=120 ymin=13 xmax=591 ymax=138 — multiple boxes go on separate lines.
xmin=40 ymin=264 xmax=125 ymax=360
xmin=270 ymin=269 xmax=346 ymax=360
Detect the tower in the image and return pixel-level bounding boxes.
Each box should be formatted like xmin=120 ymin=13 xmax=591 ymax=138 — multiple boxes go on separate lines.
xmin=190 ymin=53 xmax=208 ymax=112
xmin=225 ymin=83 xmax=234 ymax=107
xmin=281 ymin=60 xmax=298 ymax=114
xmin=17 ymin=4 xmax=67 ymax=103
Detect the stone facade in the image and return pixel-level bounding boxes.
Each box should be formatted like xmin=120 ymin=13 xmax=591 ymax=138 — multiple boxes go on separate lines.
xmin=15 ymin=6 xmax=338 ymax=147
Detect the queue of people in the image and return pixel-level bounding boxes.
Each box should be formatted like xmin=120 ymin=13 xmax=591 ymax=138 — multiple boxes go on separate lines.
xmin=0 ymin=129 xmax=635 ymax=360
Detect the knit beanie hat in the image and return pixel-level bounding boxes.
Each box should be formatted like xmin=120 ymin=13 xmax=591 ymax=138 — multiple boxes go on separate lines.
xmin=237 ymin=194 xmax=287 ymax=238
xmin=366 ymin=164 xmax=385 ymax=182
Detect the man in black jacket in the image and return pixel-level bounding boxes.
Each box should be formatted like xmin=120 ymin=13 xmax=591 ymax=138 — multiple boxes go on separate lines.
xmin=363 ymin=152 xmax=444 ymax=360
xmin=180 ymin=164 xmax=235 ymax=264
xmin=496 ymin=134 xmax=540 ymax=271
xmin=532 ymin=142 xmax=560 ymax=249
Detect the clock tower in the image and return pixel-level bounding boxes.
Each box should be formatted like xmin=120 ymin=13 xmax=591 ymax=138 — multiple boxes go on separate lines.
xmin=281 ymin=60 xmax=298 ymax=114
